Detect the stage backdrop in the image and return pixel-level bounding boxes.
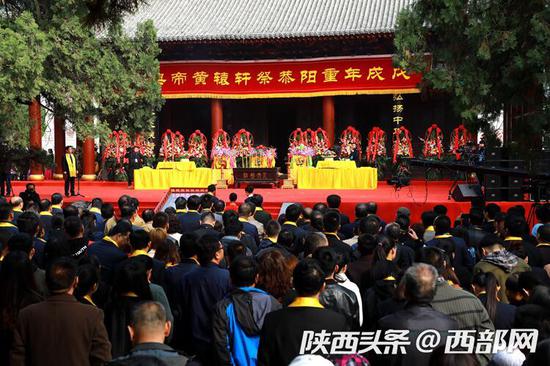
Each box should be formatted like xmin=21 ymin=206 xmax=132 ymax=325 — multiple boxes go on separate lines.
xmin=159 ymin=55 xmax=422 ymax=99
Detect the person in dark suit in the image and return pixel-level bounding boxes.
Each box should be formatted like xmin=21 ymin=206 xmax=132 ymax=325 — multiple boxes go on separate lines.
xmin=164 ymin=233 xmax=199 ymax=353
xmin=0 ymin=203 xmax=18 ymax=246
xmin=50 ymin=193 xmax=64 ymax=216
xmin=178 ymin=195 xmax=201 ymax=233
xmin=125 ymin=146 xmax=144 ymax=188
xmin=323 ymin=210 xmax=354 ymax=258
xmin=176 ymin=236 xmax=231 ymax=364
xmin=10 ymin=197 xmax=24 ymax=224
xmin=238 ymin=202 xmax=260 ymax=245
xmin=327 ymin=194 xmax=350 ymax=226
xmin=87 ymin=220 xmax=132 ymax=285
xmin=19 ymin=183 xmax=40 ymax=210
xmin=281 ymin=204 xmax=307 ymax=254
xmin=251 ymin=194 xmax=272 ymax=226
xmin=108 ymin=301 xmax=186 ymax=365
xmin=472 ymin=271 xmax=516 ymax=330
xmin=378 ymin=263 xmax=458 ymax=366
xmin=425 ymin=215 xmax=473 ymax=270
xmin=10 ymin=257 xmax=111 ymax=366
xmin=257 ymin=259 xmax=347 ymax=365
xmin=62 ymin=146 xmax=78 ymax=197
xmin=38 ymin=199 xmax=53 ymax=237
xmin=194 ymin=212 xmax=221 ymax=240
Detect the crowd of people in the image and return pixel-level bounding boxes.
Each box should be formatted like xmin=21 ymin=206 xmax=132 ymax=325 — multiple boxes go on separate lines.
xmin=0 ymin=182 xmax=549 ymax=365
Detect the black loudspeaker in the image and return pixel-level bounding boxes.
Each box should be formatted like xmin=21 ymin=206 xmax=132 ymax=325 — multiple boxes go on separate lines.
xmin=485 ymin=188 xmax=502 ymax=201
xmin=484 ymin=175 xmax=501 ymax=188
xmin=452 ymin=184 xmax=483 ymax=202
xmin=486 ymin=148 xmax=502 ymax=160
xmin=505 ymin=189 xmax=524 ymax=201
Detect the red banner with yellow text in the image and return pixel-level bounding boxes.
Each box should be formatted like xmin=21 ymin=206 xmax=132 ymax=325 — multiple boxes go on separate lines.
xmin=159 ymin=55 xmax=422 ymax=99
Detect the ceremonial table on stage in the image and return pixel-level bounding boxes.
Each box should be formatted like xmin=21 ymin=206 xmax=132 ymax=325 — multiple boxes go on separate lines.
xmin=294 ymin=166 xmax=377 ymax=189
xmin=156 ymin=160 xmax=198 ymax=170
xmin=315 ymin=160 xmax=357 ymax=169
xmin=134 ymin=162 xmax=233 ymax=189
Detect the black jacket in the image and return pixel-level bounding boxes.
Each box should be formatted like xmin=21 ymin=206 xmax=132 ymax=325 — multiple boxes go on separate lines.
xmin=254 ymin=209 xmax=272 ymax=226
xmin=194 ymin=224 xmax=221 ymax=240
xmin=177 ymin=212 xmax=201 ymax=233
xmin=378 ymin=303 xmax=458 ymax=366
xmin=124 ymin=151 xmax=144 ymax=170
xmin=257 ymin=305 xmax=347 ymax=366
xmin=320 ymin=279 xmax=360 ymax=330
xmin=108 ymin=343 xmax=186 ymax=366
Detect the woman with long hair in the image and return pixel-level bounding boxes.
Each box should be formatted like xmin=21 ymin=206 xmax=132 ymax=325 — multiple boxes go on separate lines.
xmin=0 ymin=251 xmax=44 ymax=363
xmin=74 ymin=260 xmax=101 ymax=306
xmin=104 ymin=259 xmax=153 ymax=358
xmin=154 ymin=239 xmax=181 ymax=267
xmin=472 ymin=271 xmax=516 ymax=330
xmin=148 ymin=227 xmax=167 ymax=258
xmin=257 ymin=250 xmax=293 ymax=304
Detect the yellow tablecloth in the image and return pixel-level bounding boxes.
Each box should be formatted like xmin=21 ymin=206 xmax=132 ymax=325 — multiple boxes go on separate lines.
xmin=295 ymin=167 xmax=377 ymax=189
xmin=316 ymin=160 xmax=357 ymax=169
xmin=156 ymin=160 xmax=196 ymax=171
xmin=134 ymin=167 xmax=233 ymax=189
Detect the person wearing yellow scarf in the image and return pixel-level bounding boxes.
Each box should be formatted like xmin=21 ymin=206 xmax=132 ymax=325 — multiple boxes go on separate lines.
xmin=62 ymin=146 xmax=78 ymax=197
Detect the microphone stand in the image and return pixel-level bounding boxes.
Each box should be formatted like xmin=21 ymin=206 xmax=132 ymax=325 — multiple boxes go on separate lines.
xmin=74 ymin=173 xmax=85 ymax=198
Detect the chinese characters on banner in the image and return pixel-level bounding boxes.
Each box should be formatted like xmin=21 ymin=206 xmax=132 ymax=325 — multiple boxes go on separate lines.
xmin=393 ymin=94 xmax=404 ymax=126
xmin=158 ymin=55 xmax=422 ymax=98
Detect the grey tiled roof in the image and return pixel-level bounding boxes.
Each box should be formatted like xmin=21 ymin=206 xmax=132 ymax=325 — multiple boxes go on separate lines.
xmin=124 ymin=0 xmax=415 ymax=42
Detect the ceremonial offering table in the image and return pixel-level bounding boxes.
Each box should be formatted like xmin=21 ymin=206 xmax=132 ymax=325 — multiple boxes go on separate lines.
xmin=134 ymin=165 xmax=233 ymax=189
xmin=294 ymin=167 xmax=377 ymax=189
xmin=315 ymin=160 xmax=357 ymax=169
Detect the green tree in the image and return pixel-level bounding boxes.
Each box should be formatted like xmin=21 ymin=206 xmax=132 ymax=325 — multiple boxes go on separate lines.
xmin=394 ymin=0 xmax=549 ymax=147
xmin=0 ymin=12 xmax=49 ymax=145
xmin=0 ymin=0 xmax=162 ymax=144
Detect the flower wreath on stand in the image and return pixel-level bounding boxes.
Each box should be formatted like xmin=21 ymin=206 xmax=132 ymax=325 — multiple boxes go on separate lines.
xmin=392 ymin=125 xmax=414 ymax=182
xmin=423 ymin=124 xmax=444 ymax=159
xmin=211 ymin=129 xmax=234 ymax=169
xmin=134 ymin=133 xmax=155 ymax=166
xmin=232 ymin=129 xmax=254 ymax=168
xmin=314 ymin=128 xmax=331 ymax=156
xmin=288 ymin=128 xmax=305 ymax=152
xmin=160 ymin=129 xmax=186 ymax=161
xmin=422 ymin=124 xmax=444 ymax=180
xmin=392 ymin=126 xmax=414 ymax=163
xmin=340 ymin=126 xmax=362 ymax=159
xmin=188 ymin=130 xmax=208 ymax=167
xmin=101 ymin=130 xmax=131 ymax=181
xmin=366 ymin=127 xmax=387 ymax=179
xmin=450 ymin=124 xmax=472 ymax=160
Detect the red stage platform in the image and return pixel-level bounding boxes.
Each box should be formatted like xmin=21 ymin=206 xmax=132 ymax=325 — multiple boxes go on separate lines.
xmin=10 ymin=180 xmax=534 ymax=224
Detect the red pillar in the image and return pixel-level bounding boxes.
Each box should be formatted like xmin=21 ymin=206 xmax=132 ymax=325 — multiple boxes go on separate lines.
xmin=211 ymin=99 xmax=223 ymax=140
xmin=81 ymin=117 xmax=96 ymax=180
xmin=29 ymin=99 xmax=44 ymax=181
xmin=53 ymin=116 xmax=66 ymax=180
xmin=322 ymin=96 xmax=335 ymax=146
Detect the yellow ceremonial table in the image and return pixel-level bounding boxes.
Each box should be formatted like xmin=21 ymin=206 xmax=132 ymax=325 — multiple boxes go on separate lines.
xmin=294 ymin=166 xmax=378 ymax=189
xmin=156 ymin=160 xmax=197 ymax=170
xmin=134 ymin=165 xmax=233 ymax=190
xmin=315 ymin=160 xmax=357 ymax=169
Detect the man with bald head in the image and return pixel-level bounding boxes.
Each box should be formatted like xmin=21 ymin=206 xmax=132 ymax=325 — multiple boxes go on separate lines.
xmin=10 ymin=196 xmax=24 ymax=223
xmin=378 ymin=263 xmax=458 ymax=365
xmin=109 ymin=301 xmax=186 ymax=365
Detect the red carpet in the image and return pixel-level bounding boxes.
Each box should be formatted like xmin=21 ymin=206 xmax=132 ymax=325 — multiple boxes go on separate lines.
xmin=11 ymin=180 xmax=534 ymax=224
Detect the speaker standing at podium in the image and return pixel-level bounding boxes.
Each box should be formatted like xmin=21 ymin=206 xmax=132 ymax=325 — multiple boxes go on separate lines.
xmin=62 ymin=146 xmax=78 ymax=197
xmin=125 ymin=146 xmax=144 ymax=188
